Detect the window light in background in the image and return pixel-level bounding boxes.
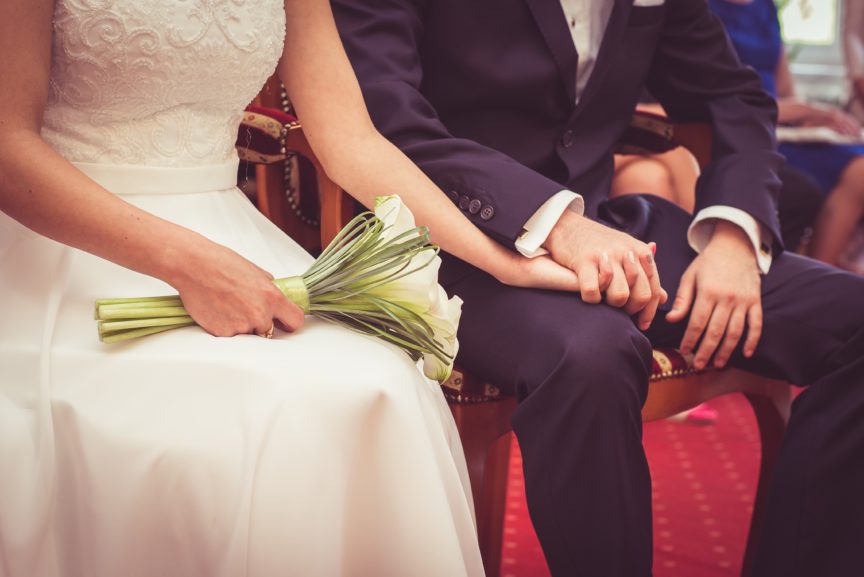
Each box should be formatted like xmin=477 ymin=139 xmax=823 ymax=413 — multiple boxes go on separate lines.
xmin=778 ymin=0 xmax=837 ymax=46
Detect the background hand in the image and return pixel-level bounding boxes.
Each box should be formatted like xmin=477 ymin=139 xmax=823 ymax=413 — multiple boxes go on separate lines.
xmin=545 ymin=211 xmax=667 ymax=329
xmin=665 ymin=222 xmax=762 ymax=369
xmin=169 ymin=238 xmax=305 ymax=337
xmin=801 ymin=103 xmax=862 ymax=136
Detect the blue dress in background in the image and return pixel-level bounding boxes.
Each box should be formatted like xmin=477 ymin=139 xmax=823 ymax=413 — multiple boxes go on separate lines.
xmin=709 ymin=0 xmax=864 ymax=195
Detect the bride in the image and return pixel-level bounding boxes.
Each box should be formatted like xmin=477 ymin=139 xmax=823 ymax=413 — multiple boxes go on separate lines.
xmin=0 ymin=0 xmax=582 ymax=576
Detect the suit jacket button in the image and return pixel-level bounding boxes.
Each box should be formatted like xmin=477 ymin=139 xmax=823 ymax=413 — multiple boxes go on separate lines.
xmin=480 ymin=205 xmax=495 ymax=221
xmin=561 ymin=129 xmax=575 ymax=148
xmin=468 ymin=199 xmax=482 ymax=214
xmin=449 ymin=191 xmax=460 ymax=204
xmin=459 ymin=195 xmax=471 ymax=210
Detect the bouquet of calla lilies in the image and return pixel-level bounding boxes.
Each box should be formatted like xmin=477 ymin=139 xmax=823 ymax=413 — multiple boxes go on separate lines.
xmin=94 ymin=196 xmax=462 ymax=382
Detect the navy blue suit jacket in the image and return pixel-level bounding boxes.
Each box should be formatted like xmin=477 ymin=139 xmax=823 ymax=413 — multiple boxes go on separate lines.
xmin=332 ymin=0 xmax=784 ymax=252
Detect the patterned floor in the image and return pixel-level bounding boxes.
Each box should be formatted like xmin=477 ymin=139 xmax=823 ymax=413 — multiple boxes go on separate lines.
xmin=501 ymin=393 xmax=761 ymax=577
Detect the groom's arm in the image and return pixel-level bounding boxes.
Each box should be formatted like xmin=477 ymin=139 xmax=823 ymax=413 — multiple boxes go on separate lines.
xmin=647 ymin=0 xmax=784 ymax=368
xmin=645 ymin=0 xmax=785 ymax=258
xmin=332 ymin=0 xmax=666 ymax=322
xmin=330 ymin=0 xmax=572 ymax=249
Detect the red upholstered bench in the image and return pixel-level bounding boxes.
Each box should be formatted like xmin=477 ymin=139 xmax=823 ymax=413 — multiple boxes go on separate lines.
xmin=238 ymin=78 xmax=792 ymax=577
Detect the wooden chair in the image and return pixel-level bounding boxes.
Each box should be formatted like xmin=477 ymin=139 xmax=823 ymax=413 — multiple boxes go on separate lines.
xmin=236 ymin=104 xmax=792 ymax=577
xmin=236 ymin=76 xmax=354 ymax=254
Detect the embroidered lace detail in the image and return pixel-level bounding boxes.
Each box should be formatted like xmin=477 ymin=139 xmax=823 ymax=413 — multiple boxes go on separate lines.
xmin=42 ymin=0 xmax=285 ymax=167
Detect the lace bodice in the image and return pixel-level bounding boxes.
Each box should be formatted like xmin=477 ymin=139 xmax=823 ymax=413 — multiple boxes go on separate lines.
xmin=42 ymin=0 xmax=285 ymax=167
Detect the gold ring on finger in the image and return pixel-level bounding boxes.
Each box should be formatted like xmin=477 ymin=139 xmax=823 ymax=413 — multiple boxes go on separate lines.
xmin=255 ymin=321 xmax=275 ymax=339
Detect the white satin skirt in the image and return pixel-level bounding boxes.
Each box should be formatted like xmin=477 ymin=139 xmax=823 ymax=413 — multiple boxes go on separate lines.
xmin=0 ymin=161 xmax=483 ymax=577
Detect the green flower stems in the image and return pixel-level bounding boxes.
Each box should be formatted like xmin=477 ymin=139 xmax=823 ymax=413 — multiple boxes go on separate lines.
xmin=94 ymin=208 xmax=454 ymax=378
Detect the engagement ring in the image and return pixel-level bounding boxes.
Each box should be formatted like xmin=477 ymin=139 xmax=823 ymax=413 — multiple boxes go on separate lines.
xmin=256 ymin=322 xmax=275 ymax=339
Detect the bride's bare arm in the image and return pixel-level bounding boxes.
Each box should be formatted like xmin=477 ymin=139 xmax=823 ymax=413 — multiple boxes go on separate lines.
xmin=0 ymin=0 xmax=303 ymax=336
xmin=278 ymin=0 xmax=580 ymax=292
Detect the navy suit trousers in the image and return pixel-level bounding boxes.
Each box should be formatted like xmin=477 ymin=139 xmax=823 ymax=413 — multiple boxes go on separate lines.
xmin=440 ymin=195 xmax=864 ymax=577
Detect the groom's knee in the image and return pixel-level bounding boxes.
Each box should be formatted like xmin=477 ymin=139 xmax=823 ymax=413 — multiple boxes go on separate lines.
xmin=514 ymin=307 xmax=653 ymax=418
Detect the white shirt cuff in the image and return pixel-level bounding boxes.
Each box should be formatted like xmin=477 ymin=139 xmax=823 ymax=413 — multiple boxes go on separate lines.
xmin=688 ymin=206 xmax=773 ymax=274
xmin=515 ymin=190 xmax=585 ymax=258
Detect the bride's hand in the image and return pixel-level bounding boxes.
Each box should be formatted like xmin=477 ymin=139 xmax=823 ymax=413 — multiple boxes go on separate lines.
xmin=495 ymin=254 xmax=581 ymax=292
xmin=168 ymin=239 xmax=305 ymax=337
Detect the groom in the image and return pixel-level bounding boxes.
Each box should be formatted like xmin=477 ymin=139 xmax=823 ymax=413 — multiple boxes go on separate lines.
xmin=332 ymin=0 xmax=864 ymax=575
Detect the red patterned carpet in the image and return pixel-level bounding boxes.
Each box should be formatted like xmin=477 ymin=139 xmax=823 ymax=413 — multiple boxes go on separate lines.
xmin=501 ymin=393 xmax=761 ymax=577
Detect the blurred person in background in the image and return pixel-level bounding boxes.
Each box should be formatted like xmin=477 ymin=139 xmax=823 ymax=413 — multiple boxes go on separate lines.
xmin=711 ymin=0 xmax=864 ymax=269
xmin=844 ymin=0 xmax=864 ymax=120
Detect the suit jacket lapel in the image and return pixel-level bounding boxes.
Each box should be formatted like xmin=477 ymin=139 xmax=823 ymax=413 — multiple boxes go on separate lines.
xmin=523 ymin=0 xmax=579 ymax=104
xmin=576 ymin=0 xmax=633 ymax=111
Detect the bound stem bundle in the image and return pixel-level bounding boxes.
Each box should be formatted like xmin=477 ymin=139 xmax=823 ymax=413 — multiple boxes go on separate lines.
xmin=95 ymin=196 xmax=462 ymax=382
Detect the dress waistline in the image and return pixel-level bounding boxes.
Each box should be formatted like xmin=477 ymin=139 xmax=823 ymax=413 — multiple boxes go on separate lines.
xmin=71 ymin=160 xmax=239 ymax=195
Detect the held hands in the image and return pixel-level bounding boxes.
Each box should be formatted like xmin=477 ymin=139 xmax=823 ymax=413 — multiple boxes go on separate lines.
xmin=666 ymin=222 xmax=762 ymax=370
xmin=169 ymin=238 xmax=304 ymax=337
xmin=544 ymin=210 xmax=667 ymax=329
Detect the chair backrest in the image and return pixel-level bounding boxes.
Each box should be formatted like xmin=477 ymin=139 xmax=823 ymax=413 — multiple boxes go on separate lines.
xmin=616 ymin=110 xmax=712 ymax=170
xmin=241 ymin=78 xmax=323 ymax=253
xmin=672 ymin=123 xmax=712 ymax=170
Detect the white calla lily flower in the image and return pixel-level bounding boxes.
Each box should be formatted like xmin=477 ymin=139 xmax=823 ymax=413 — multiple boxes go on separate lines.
xmin=375 ymin=197 xmax=461 ymax=380
xmin=370 ymin=195 xmax=442 ymax=312
xmin=375 ymin=195 xmax=418 ymax=239
xmin=421 ymin=287 xmax=463 ymax=382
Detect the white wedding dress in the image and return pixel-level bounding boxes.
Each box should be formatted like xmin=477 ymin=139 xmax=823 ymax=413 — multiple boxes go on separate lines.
xmin=0 ymin=2 xmax=483 ymax=576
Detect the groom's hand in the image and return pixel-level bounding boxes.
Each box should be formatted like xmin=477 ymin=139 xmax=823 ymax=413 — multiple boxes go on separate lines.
xmin=666 ymin=221 xmax=763 ymax=369
xmin=545 ymin=211 xmax=667 ymax=330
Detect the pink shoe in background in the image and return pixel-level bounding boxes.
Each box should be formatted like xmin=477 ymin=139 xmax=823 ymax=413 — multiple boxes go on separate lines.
xmin=668 ymin=402 xmax=719 ymax=425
